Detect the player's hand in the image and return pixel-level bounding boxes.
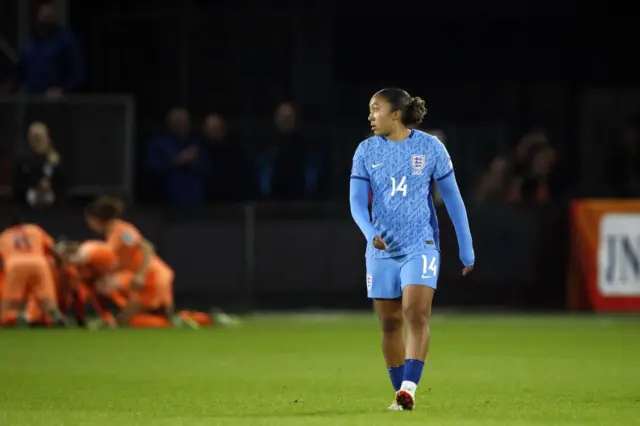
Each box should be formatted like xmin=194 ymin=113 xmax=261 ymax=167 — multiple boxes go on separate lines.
xmin=131 ymin=274 xmax=145 ymax=290
xmin=462 ymin=265 xmax=474 ymax=276
xmin=373 ymin=236 xmax=387 ymax=250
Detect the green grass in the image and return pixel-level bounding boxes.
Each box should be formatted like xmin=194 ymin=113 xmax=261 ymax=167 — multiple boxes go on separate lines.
xmin=0 ymin=313 xmax=639 ymax=425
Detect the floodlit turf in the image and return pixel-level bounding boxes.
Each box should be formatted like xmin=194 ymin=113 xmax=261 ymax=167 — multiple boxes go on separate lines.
xmin=0 ymin=313 xmax=639 ymax=426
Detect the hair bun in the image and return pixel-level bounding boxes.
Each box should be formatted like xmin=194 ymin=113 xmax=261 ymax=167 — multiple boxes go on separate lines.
xmin=406 ymin=96 xmax=427 ymax=126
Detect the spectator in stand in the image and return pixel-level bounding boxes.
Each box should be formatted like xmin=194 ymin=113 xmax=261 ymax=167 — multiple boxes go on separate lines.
xmin=146 ymin=107 xmax=209 ymax=207
xmin=13 ymin=122 xmax=63 ymax=209
xmin=510 ymin=143 xmax=563 ymax=203
xmin=4 ymin=2 xmax=84 ymax=97
xmin=474 ymin=156 xmax=510 ymax=204
xmin=475 ymin=130 xmax=565 ymax=204
xmin=257 ymin=101 xmax=328 ymax=200
xmin=201 ymin=113 xmax=256 ymax=202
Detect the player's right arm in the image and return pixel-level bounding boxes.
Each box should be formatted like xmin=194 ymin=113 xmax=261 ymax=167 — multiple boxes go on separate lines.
xmin=432 ymin=140 xmax=475 ymax=274
xmin=349 ymin=143 xmax=380 ymax=246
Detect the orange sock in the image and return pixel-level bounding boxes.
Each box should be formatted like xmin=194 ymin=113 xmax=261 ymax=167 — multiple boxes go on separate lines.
xmin=179 ymin=310 xmax=214 ymax=326
xmin=129 ymin=314 xmax=171 ymax=328
xmin=27 ymin=314 xmax=52 ymax=326
xmin=190 ymin=311 xmax=214 ymax=326
xmin=25 ymin=308 xmax=52 ymax=326
xmin=25 ymin=298 xmax=45 ymax=325
xmin=1 ymin=310 xmax=18 ymax=326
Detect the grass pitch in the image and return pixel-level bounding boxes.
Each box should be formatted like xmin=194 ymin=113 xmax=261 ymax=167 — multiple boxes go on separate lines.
xmin=0 ymin=313 xmax=638 ymax=425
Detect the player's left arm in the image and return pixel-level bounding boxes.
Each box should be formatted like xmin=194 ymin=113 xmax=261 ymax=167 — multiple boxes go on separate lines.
xmin=131 ymin=238 xmax=155 ymax=289
xmin=107 ymin=226 xmax=153 ymax=289
xmin=433 ymin=142 xmax=475 ymax=273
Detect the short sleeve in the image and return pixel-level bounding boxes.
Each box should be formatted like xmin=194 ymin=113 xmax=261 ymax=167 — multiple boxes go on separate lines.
xmin=433 ymin=138 xmax=454 ymax=181
xmin=107 ymin=223 xmax=141 ymax=251
xmin=350 ymin=144 xmax=370 ymax=181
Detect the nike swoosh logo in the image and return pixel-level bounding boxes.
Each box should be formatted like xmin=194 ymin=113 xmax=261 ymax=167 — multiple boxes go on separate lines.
xmin=372 ymin=163 xmax=383 ymax=168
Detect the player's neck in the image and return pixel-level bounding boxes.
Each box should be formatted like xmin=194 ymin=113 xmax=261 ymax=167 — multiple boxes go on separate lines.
xmin=386 ymin=128 xmax=411 ymax=142
xmin=104 ymin=220 xmax=117 ymax=235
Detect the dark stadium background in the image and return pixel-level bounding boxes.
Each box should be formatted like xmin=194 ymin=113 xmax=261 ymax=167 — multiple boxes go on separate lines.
xmin=0 ymin=0 xmax=637 ymax=312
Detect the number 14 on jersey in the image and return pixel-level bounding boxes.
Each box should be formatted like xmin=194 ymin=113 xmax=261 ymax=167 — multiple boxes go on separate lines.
xmin=390 ymin=176 xmax=408 ymax=197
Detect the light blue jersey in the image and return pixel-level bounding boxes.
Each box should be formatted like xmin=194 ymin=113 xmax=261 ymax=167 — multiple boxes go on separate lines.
xmin=350 ymin=130 xmax=453 ymax=258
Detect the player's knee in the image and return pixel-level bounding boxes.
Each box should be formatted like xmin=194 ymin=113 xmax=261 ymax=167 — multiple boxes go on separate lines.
xmin=379 ymin=315 xmax=403 ymax=333
xmin=402 ymin=304 xmax=429 ymax=328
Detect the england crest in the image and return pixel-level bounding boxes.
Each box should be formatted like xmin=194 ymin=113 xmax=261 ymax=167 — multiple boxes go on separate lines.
xmin=411 ymin=154 xmax=426 ymax=175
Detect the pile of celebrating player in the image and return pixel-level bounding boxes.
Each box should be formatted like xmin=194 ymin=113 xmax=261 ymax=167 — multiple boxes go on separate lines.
xmin=0 ymin=196 xmax=229 ymax=329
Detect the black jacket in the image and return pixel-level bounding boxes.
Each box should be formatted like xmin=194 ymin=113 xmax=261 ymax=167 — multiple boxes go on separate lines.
xmin=13 ymin=151 xmax=63 ymax=206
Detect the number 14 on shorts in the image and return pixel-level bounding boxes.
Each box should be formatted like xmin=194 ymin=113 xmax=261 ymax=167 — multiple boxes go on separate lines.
xmin=365 ymin=250 xmax=440 ymax=297
xmin=421 ymin=254 xmax=437 ymax=279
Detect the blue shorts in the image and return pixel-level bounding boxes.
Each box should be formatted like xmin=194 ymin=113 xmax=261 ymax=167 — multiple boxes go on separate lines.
xmin=365 ymin=249 xmax=441 ymax=299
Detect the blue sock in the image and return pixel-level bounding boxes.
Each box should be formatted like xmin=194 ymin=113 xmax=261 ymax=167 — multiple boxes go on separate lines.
xmin=388 ymin=365 xmax=404 ymax=391
xmin=403 ymin=359 xmax=425 ymax=385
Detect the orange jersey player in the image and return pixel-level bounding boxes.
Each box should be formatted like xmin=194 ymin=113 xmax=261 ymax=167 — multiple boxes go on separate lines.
xmin=74 ymin=240 xmax=129 ymax=308
xmin=56 ymin=240 xmax=124 ymax=326
xmin=0 ymin=267 xmax=14 ymax=325
xmin=0 ymin=267 xmax=4 ymax=302
xmin=25 ymin=253 xmax=76 ymax=326
xmin=107 ymin=271 xmax=220 ymax=328
xmin=83 ymin=196 xmax=195 ymax=328
xmin=71 ymin=240 xmax=119 ymax=279
xmin=0 ymin=213 xmax=66 ymax=326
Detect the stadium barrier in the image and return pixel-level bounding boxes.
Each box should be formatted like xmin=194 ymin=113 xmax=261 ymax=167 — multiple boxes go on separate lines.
xmin=567 ymin=199 xmax=640 ymax=312
xmin=0 ymin=203 xmax=569 ymax=311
